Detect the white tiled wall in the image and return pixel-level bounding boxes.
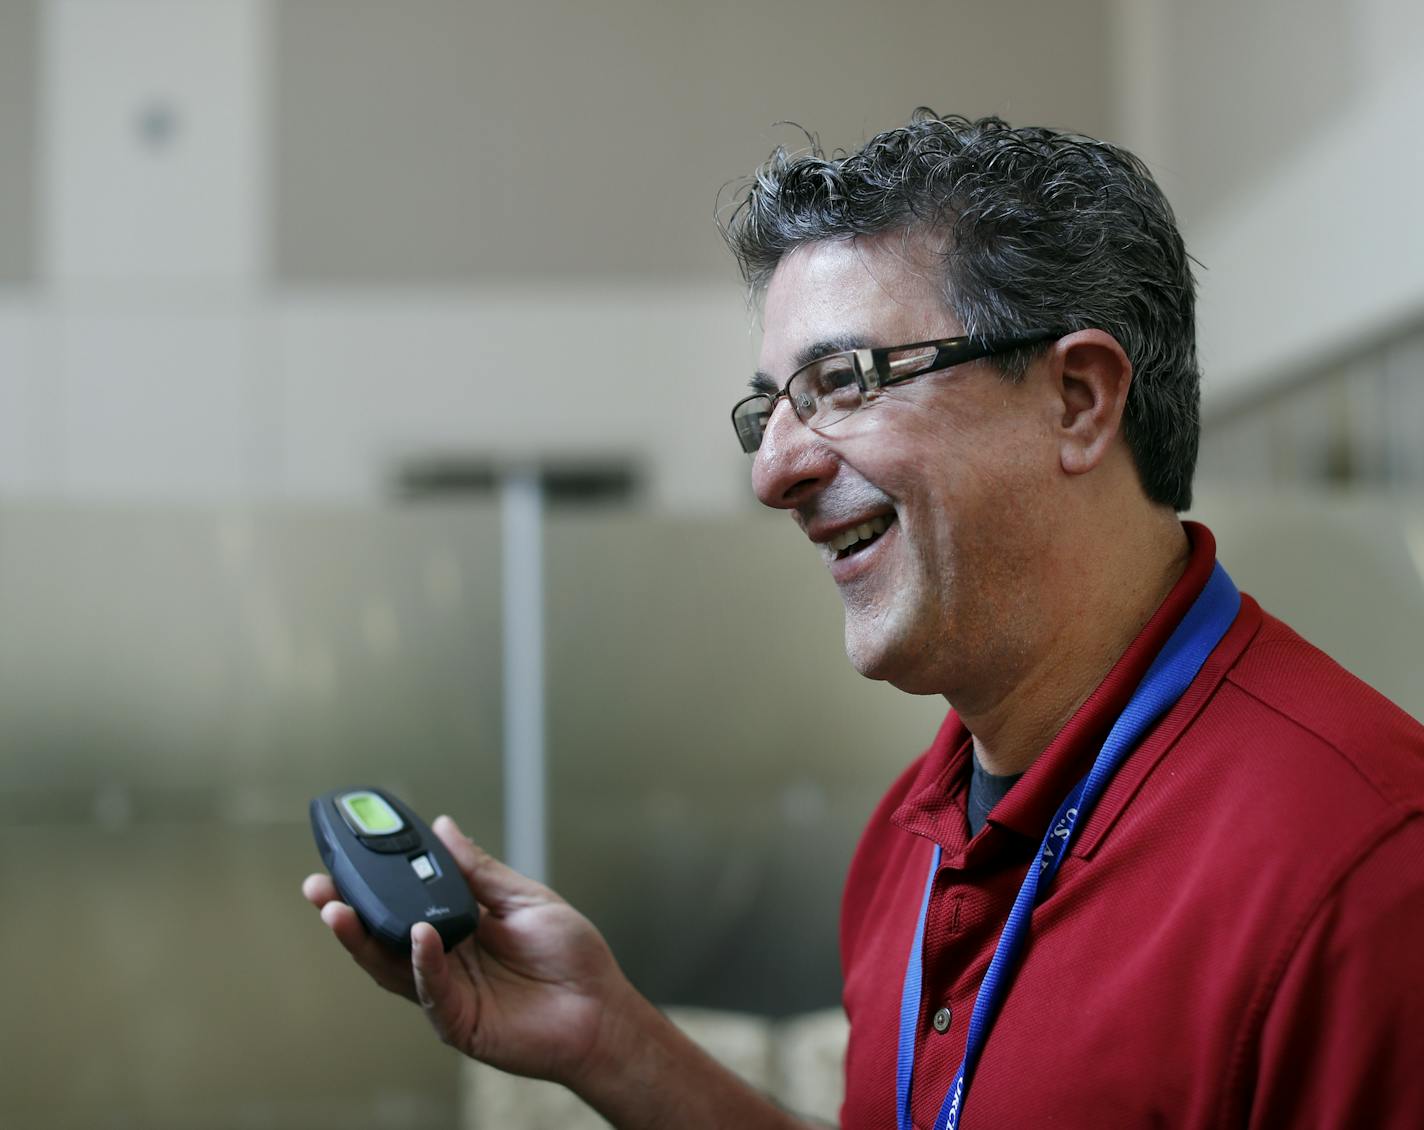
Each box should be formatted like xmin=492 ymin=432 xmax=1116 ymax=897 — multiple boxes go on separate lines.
xmin=0 ymin=300 xmax=49 ymax=493
xmin=274 ymin=286 xmax=753 ymax=510
xmin=40 ymin=0 xmax=265 ymax=286
xmin=20 ymin=0 xmax=283 ymax=504
xmin=55 ymin=307 xmax=262 ymax=499
xmin=0 ymin=286 xmax=755 ymax=508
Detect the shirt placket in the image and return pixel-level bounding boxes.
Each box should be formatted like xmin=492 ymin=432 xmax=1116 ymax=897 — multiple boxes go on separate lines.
xmin=911 ymin=836 xmax=1036 ymax=1128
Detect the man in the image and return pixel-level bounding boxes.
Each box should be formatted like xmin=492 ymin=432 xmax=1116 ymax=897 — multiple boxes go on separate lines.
xmin=304 ymin=112 xmax=1424 ymax=1127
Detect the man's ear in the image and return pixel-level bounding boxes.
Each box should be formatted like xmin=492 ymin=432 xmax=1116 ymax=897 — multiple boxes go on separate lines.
xmin=1050 ymin=330 xmax=1133 ymax=476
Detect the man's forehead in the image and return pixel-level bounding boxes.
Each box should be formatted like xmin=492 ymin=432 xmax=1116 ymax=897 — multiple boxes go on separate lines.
xmin=758 ymin=234 xmax=960 ymax=371
xmin=769 ymin=233 xmax=941 ymax=296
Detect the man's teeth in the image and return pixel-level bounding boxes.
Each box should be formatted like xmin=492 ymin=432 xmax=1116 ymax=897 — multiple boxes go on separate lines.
xmin=829 ymin=515 xmax=891 ymax=554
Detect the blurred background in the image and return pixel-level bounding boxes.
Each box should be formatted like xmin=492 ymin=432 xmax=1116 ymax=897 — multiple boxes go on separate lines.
xmin=0 ymin=0 xmax=1421 ymax=1126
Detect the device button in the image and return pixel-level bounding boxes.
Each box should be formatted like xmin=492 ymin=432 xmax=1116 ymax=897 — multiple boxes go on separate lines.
xmin=410 ymin=854 xmax=437 ymax=881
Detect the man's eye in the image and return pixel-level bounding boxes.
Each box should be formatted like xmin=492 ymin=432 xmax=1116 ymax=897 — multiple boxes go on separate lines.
xmin=804 ymin=362 xmax=855 ymax=397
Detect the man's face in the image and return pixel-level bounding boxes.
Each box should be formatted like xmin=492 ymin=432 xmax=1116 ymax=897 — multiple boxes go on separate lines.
xmin=752 ymin=233 xmax=1062 ymax=703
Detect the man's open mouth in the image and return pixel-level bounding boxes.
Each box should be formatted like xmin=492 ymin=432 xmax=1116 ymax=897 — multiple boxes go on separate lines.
xmin=830 ymin=515 xmax=896 ymax=560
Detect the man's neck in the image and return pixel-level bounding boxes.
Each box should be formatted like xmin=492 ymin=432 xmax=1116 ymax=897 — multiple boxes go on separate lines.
xmin=963 ymin=517 xmax=1191 ymax=778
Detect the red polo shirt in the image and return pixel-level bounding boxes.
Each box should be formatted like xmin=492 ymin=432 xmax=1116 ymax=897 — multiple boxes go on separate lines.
xmin=840 ymin=523 xmax=1424 ymax=1129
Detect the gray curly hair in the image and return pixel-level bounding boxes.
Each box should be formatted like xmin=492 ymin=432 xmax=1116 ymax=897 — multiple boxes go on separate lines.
xmin=720 ymin=110 xmax=1200 ymax=511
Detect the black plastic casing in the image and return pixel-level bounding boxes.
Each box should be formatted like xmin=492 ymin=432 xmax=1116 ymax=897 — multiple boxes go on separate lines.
xmin=310 ymin=786 xmax=478 ymax=953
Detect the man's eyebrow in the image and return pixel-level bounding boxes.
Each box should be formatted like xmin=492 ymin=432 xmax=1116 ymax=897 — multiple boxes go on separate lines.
xmin=749 ymin=335 xmax=872 ymax=392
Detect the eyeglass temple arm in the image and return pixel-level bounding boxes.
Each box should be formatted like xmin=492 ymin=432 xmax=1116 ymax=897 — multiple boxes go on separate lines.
xmin=863 ymin=341 xmax=986 ymax=391
xmin=898 ymin=330 xmax=1064 ymax=386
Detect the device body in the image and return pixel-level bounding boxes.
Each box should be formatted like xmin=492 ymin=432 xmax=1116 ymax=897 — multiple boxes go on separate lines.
xmin=310 ymin=786 xmax=478 ymax=952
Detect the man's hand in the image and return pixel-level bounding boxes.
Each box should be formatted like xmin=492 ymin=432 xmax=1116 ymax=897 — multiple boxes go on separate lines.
xmin=303 ymin=815 xmax=813 ymax=1130
xmin=302 ymin=814 xmax=630 ymax=1087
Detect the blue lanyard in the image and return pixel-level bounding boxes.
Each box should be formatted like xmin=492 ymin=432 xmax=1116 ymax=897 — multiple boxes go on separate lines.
xmin=896 ymin=562 xmax=1240 ymax=1130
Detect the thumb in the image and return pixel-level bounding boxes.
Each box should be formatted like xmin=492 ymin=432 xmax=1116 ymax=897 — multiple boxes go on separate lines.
xmin=432 ymin=815 xmax=556 ymax=915
xmin=410 ymin=921 xmax=468 ymax=1047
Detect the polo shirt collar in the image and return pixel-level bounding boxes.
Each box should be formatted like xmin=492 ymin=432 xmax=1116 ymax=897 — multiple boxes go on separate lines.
xmin=891 ymin=521 xmax=1223 ymax=869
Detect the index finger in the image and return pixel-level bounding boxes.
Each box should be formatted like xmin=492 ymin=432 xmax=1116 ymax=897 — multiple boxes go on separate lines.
xmin=302 ymin=872 xmax=339 ymax=908
xmin=303 ymin=877 xmax=419 ymax=1002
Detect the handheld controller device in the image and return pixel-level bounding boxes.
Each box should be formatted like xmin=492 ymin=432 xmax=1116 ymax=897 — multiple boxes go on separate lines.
xmin=310 ymin=787 xmax=478 ymax=952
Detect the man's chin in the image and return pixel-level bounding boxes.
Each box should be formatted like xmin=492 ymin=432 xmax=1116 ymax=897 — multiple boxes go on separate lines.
xmin=844 ymin=626 xmax=934 ymax=695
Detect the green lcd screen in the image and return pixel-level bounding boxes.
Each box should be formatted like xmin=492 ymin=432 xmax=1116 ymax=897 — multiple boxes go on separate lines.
xmin=341 ymin=791 xmax=404 ymax=836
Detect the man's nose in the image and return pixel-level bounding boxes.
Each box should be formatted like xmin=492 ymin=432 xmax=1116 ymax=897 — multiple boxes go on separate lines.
xmin=751 ymin=398 xmax=837 ymax=510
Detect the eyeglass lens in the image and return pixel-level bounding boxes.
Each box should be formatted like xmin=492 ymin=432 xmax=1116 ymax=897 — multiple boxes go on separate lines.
xmin=733 ymin=400 xmax=771 ymax=453
xmin=732 ymin=342 xmax=949 ymax=453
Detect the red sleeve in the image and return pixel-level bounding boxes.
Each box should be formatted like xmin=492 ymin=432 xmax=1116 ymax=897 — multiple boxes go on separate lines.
xmin=1248 ymin=815 xmax=1424 ymax=1129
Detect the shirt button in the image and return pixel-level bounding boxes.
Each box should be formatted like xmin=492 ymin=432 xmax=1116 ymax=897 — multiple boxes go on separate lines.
xmin=932 ymin=1006 xmax=952 ymax=1034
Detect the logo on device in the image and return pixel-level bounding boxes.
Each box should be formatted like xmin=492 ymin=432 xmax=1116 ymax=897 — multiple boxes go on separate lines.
xmin=425 ymin=905 xmax=451 ymax=918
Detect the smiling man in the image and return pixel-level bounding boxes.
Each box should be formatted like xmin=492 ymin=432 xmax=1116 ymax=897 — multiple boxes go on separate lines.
xmin=744 ymin=232 xmax=1186 ymax=747
xmin=305 ymin=112 xmax=1424 ymax=1129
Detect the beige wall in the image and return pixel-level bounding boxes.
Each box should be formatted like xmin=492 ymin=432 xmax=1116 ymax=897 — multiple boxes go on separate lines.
xmin=6 ymin=494 xmax=1421 ymax=1128
xmin=274 ymin=0 xmax=1117 ymax=283
xmin=0 ymin=501 xmax=949 ymax=1128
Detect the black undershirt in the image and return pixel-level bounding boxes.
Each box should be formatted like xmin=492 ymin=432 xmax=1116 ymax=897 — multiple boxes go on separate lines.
xmin=967 ymin=753 xmax=1023 ymax=837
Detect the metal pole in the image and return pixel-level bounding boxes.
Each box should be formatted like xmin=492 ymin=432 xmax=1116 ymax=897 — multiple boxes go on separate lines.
xmin=501 ymin=468 xmax=547 ymax=882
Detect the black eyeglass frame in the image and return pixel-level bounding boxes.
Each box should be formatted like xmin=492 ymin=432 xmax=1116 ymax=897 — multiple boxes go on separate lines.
xmin=731 ymin=328 xmax=1066 ymax=454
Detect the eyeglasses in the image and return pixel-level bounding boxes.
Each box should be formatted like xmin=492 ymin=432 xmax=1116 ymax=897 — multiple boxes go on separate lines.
xmin=730 ymin=329 xmax=1064 ymax=454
